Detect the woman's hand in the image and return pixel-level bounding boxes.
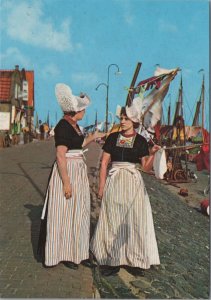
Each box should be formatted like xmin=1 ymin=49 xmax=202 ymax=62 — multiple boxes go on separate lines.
xmin=97 ymin=152 xmax=110 ymax=200
xmin=98 ymin=187 xmax=104 ymax=199
xmin=149 ymin=144 xmax=161 ymax=155
xmin=63 ymin=182 xmax=72 ymax=199
xmin=93 ymin=130 xmax=106 ymax=140
xmin=82 ymin=130 xmax=106 ymax=147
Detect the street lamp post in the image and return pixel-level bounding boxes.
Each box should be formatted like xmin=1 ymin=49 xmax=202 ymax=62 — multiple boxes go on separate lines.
xmin=95 ymin=83 xmax=108 ymax=132
xmin=96 ymin=63 xmax=121 ymax=132
xmin=108 ymin=111 xmax=114 ymax=129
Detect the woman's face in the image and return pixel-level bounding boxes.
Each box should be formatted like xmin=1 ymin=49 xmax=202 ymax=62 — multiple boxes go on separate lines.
xmin=120 ymin=114 xmax=134 ymax=131
xmin=75 ymin=109 xmax=85 ymax=120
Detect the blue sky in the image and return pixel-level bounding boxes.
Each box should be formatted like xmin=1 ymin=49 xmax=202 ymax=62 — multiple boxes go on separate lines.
xmin=0 ymin=0 xmax=209 ymax=129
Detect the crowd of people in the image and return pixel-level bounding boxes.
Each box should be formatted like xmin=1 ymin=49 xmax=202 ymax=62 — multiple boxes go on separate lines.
xmin=37 ymin=83 xmax=161 ymax=276
xmin=0 ymin=121 xmax=54 ymax=148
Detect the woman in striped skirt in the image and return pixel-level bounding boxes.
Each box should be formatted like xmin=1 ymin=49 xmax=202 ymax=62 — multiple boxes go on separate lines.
xmin=90 ymin=101 xmax=161 ymax=276
xmin=38 ymin=83 xmax=104 ymax=269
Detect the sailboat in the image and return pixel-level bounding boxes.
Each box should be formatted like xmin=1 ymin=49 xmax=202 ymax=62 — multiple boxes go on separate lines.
xmin=158 ymin=73 xmax=209 ymax=181
xmin=158 ymin=76 xmax=185 ymax=148
xmin=188 ymin=74 xmax=210 ymax=170
xmin=184 ymin=74 xmax=209 ymax=163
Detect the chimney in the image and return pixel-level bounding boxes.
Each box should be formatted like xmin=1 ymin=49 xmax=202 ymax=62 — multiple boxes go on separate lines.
xmin=15 ymin=65 xmax=19 ymax=70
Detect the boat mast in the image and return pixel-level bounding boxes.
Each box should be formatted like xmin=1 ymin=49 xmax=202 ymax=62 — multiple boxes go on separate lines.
xmin=192 ymin=74 xmax=205 ymax=127
xmin=201 ymin=74 xmax=205 ymax=143
xmin=173 ymin=75 xmax=183 ymax=124
xmin=201 ymin=74 xmax=205 ymax=131
xmin=167 ymin=95 xmax=171 ymax=125
xmin=180 ymin=76 xmax=184 ymax=117
xmin=192 ymin=98 xmax=201 ymax=126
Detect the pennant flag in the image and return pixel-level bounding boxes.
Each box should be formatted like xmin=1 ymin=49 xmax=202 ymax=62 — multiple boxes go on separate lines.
xmin=141 ymin=67 xmax=179 ymax=130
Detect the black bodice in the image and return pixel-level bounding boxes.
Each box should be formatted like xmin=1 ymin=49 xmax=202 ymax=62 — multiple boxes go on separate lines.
xmin=102 ymin=132 xmax=149 ymax=163
xmin=54 ymin=119 xmax=84 ymax=150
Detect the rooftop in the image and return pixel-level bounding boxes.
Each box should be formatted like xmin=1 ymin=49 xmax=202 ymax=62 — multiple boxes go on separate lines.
xmin=0 ymin=71 xmax=12 ymax=102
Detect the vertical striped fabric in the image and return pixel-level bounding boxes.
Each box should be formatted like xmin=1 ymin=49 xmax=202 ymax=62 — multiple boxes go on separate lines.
xmin=44 ymin=157 xmax=90 ymax=266
xmin=90 ymin=163 xmax=160 ymax=269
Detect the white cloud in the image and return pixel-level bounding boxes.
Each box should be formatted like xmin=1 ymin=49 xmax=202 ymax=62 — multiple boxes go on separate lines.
xmin=71 ymin=72 xmax=98 ymax=86
xmin=2 ymin=0 xmax=73 ymax=52
xmin=158 ymin=19 xmax=178 ymax=33
xmin=41 ymin=63 xmax=60 ymax=79
xmin=0 ymin=47 xmax=31 ymax=68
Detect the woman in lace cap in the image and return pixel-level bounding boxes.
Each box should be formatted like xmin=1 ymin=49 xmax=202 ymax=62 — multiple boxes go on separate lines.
xmin=38 ymin=83 xmax=105 ymax=269
xmin=90 ymin=98 xmax=161 ymax=276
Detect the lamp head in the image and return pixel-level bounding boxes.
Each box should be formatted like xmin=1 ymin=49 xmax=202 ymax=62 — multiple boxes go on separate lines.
xmin=115 ymin=71 xmax=121 ymax=76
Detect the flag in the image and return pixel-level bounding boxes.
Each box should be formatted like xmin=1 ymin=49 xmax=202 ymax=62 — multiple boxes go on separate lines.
xmin=141 ymin=67 xmax=178 ymax=130
xmin=154 ymin=122 xmax=161 ymax=140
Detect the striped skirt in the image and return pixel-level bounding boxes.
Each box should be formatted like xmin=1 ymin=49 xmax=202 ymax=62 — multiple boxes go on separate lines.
xmin=40 ymin=151 xmax=90 ymax=266
xmin=90 ymin=162 xmax=160 ymax=269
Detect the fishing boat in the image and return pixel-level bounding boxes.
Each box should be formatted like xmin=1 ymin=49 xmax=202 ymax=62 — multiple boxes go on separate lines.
xmin=158 ymin=72 xmax=209 ymax=180
xmin=186 ymin=74 xmax=209 ymax=162
xmin=159 ymin=73 xmax=209 ymax=160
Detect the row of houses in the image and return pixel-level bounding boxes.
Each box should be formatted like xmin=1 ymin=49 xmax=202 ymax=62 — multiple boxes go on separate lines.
xmin=0 ymin=65 xmax=35 ymax=144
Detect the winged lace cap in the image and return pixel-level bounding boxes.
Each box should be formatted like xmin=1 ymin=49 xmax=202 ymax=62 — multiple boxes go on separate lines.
xmin=55 ymin=83 xmax=90 ymax=112
xmin=116 ymin=96 xmax=143 ymax=123
xmin=125 ymin=96 xmax=143 ymax=123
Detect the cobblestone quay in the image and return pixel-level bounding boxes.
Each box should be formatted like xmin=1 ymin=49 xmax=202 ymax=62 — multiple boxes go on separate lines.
xmin=87 ymin=142 xmax=210 ymax=299
xmin=0 ymin=139 xmax=94 ymax=298
xmin=0 ymin=139 xmax=210 ymax=298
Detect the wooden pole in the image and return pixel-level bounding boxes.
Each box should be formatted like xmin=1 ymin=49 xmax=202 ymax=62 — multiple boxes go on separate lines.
xmin=201 ymin=74 xmax=205 ymax=142
xmin=125 ymin=62 xmax=142 ymax=106
xmin=162 ymin=143 xmax=206 ymax=150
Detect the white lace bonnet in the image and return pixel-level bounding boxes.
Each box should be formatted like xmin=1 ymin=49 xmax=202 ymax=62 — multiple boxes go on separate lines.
xmin=55 ymin=83 xmax=90 ymax=112
xmin=116 ymin=96 xmax=143 ymax=123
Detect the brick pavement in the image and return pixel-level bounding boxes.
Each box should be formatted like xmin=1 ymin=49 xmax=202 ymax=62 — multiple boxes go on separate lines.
xmin=0 ymin=139 xmax=95 ymax=298
xmin=87 ymin=143 xmax=210 ymax=299
xmin=0 ymin=139 xmax=210 ymax=299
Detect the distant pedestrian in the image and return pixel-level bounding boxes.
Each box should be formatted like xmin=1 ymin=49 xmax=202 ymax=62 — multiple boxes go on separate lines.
xmin=39 ymin=123 xmax=44 ymax=140
xmin=38 ymin=83 xmax=105 ymax=269
xmin=4 ymin=131 xmax=12 ymax=147
xmin=43 ymin=123 xmax=49 ymax=140
xmin=90 ymin=98 xmax=161 ymax=276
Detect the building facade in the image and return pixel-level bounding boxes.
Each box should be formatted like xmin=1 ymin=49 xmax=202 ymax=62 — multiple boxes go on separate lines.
xmin=0 ymin=65 xmax=34 ymax=144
